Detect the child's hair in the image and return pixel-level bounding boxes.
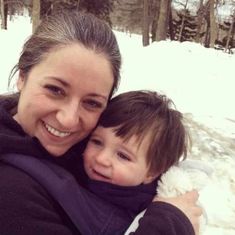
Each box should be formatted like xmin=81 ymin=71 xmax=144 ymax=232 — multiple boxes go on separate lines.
xmin=98 ymin=90 xmax=188 ymax=175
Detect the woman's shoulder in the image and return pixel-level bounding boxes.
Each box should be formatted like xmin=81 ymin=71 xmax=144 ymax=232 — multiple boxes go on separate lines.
xmin=0 ymin=159 xmax=41 ymax=185
xmin=0 ymin=161 xmax=58 ymax=217
xmin=0 ymin=161 xmax=78 ymax=235
xmin=0 ymin=94 xmax=18 ymax=115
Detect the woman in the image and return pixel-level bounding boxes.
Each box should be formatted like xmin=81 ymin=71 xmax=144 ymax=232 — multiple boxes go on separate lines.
xmin=0 ymin=10 xmax=201 ymax=235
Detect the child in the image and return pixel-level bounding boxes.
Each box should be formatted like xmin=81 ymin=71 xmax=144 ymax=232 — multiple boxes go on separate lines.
xmin=83 ymin=90 xmax=188 ymax=188
xmin=63 ymin=90 xmax=190 ymax=234
xmin=1 ymin=90 xmax=196 ymax=235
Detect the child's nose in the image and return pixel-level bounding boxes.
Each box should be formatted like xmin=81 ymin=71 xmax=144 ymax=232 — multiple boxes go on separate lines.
xmin=96 ymin=150 xmax=112 ymax=167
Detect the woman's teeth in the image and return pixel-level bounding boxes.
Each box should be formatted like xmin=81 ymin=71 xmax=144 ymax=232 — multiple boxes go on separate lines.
xmin=44 ymin=123 xmax=71 ymax=138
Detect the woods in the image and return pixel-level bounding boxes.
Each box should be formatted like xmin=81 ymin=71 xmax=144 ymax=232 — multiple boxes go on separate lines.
xmin=112 ymin=0 xmax=235 ymax=52
xmin=0 ymin=0 xmax=235 ymax=52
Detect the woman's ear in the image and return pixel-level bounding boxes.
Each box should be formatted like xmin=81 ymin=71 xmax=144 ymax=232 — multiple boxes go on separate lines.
xmin=17 ymin=70 xmax=26 ymax=91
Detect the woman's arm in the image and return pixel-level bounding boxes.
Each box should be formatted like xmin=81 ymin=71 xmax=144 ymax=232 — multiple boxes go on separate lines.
xmin=128 ymin=191 xmax=201 ymax=235
xmin=154 ymin=190 xmax=202 ymax=235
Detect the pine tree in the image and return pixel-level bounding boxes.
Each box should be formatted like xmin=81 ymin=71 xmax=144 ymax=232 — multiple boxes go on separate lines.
xmin=173 ymin=9 xmax=197 ymax=42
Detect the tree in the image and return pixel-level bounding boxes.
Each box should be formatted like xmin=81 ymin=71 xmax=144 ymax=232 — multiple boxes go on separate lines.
xmin=177 ymin=0 xmax=189 ymax=41
xmin=0 ymin=0 xmax=7 ymax=30
xmin=217 ymin=14 xmax=235 ymax=52
xmin=195 ymin=0 xmax=206 ymax=43
xmin=39 ymin=0 xmax=114 ymax=25
xmin=209 ymin=0 xmax=218 ymax=48
xmin=79 ymin=0 xmax=114 ymax=25
xmin=142 ymin=0 xmax=150 ymax=46
xmin=151 ymin=0 xmax=161 ymax=42
xmin=173 ymin=8 xmax=197 ymax=42
xmin=111 ymin=0 xmax=143 ymax=33
xmin=224 ymin=10 xmax=235 ymax=52
xmin=155 ymin=0 xmax=171 ymax=41
xmin=32 ymin=0 xmax=41 ymax=32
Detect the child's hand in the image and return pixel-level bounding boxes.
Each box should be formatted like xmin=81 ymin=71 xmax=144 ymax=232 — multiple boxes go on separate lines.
xmin=153 ymin=190 xmax=202 ymax=235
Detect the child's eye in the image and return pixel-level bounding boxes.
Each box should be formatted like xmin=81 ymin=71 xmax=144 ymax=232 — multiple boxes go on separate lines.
xmin=117 ymin=152 xmax=131 ymax=162
xmin=90 ymin=138 xmax=102 ymax=146
xmin=45 ymin=84 xmax=65 ymax=96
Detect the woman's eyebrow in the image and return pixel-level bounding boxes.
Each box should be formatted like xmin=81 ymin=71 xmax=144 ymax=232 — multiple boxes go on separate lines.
xmin=88 ymin=93 xmax=108 ymax=101
xmin=45 ymin=76 xmax=69 ymax=87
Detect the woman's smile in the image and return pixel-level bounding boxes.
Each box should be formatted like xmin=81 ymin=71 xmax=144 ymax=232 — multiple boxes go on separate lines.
xmin=43 ymin=121 xmax=71 ymax=138
xmin=14 ymin=43 xmax=113 ymax=156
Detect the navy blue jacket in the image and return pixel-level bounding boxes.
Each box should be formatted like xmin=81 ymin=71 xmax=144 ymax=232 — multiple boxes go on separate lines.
xmin=1 ymin=152 xmax=159 ymax=235
xmin=0 ymin=97 xmax=195 ymax=235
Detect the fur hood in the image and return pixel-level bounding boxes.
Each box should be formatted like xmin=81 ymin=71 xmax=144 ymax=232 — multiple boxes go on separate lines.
xmin=126 ymin=159 xmax=235 ymax=235
xmin=157 ymin=159 xmax=235 ymax=235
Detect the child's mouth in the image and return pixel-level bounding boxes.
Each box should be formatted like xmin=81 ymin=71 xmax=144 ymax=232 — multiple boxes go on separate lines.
xmin=93 ymin=169 xmax=110 ymax=180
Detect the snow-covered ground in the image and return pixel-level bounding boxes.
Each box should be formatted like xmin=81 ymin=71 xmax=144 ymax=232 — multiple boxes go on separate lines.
xmin=115 ymin=32 xmax=235 ymax=235
xmin=0 ymin=15 xmax=234 ymax=235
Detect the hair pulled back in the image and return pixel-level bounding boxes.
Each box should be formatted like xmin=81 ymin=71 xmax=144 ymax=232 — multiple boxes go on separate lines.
xmin=9 ymin=10 xmax=121 ymax=97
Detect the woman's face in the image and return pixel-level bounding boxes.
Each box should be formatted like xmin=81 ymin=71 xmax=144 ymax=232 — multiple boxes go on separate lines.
xmin=14 ymin=43 xmax=114 ymax=156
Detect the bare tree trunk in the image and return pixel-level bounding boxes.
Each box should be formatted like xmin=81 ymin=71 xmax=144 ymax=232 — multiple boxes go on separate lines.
xmin=178 ymin=15 xmax=186 ymax=41
xmin=143 ymin=0 xmax=150 ymax=46
xmin=225 ymin=12 xmax=235 ymax=52
xmin=204 ymin=20 xmax=210 ymax=47
xmin=195 ymin=0 xmax=205 ymax=43
xmin=168 ymin=4 xmax=174 ymax=40
xmin=209 ymin=0 xmax=217 ymax=48
xmin=156 ymin=0 xmax=171 ymax=41
xmin=231 ymin=21 xmax=235 ymax=48
xmin=200 ymin=17 xmax=207 ymax=44
xmin=4 ymin=0 xmax=7 ymax=28
xmin=1 ymin=0 xmax=7 ymax=30
xmin=32 ymin=0 xmax=41 ymax=33
xmin=151 ymin=0 xmax=161 ymax=42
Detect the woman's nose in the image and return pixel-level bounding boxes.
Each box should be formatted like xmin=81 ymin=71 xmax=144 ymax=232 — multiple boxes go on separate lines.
xmin=56 ymin=101 xmax=80 ymax=130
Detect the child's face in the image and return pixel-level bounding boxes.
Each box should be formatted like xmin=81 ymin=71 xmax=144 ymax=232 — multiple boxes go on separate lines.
xmin=83 ymin=126 xmax=156 ymax=186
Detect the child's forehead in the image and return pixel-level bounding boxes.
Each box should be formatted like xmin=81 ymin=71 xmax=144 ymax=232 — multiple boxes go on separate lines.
xmin=114 ymin=127 xmax=153 ymax=148
xmin=94 ymin=125 xmax=150 ymax=142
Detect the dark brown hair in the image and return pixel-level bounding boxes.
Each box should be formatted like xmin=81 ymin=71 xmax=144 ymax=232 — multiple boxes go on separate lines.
xmin=6 ymin=10 xmax=121 ymax=101
xmin=98 ymin=90 xmax=188 ymax=175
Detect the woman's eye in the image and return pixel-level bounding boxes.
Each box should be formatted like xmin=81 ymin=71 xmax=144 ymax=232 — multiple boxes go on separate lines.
xmin=45 ymin=85 xmax=65 ymax=96
xmin=117 ymin=152 xmax=131 ymax=162
xmin=84 ymin=99 xmax=103 ymax=109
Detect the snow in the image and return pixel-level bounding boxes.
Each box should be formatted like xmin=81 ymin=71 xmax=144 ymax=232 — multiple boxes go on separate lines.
xmin=0 ymin=15 xmax=31 ymax=93
xmin=115 ymin=33 xmax=235 ymax=235
xmin=0 ymin=15 xmax=235 ymax=235
xmin=115 ymin=33 xmax=235 ymax=120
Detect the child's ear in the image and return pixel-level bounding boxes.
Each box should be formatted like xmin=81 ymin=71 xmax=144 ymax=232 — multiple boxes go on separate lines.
xmin=17 ymin=70 xmax=26 ymax=91
xmin=143 ymin=172 xmax=159 ymax=184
